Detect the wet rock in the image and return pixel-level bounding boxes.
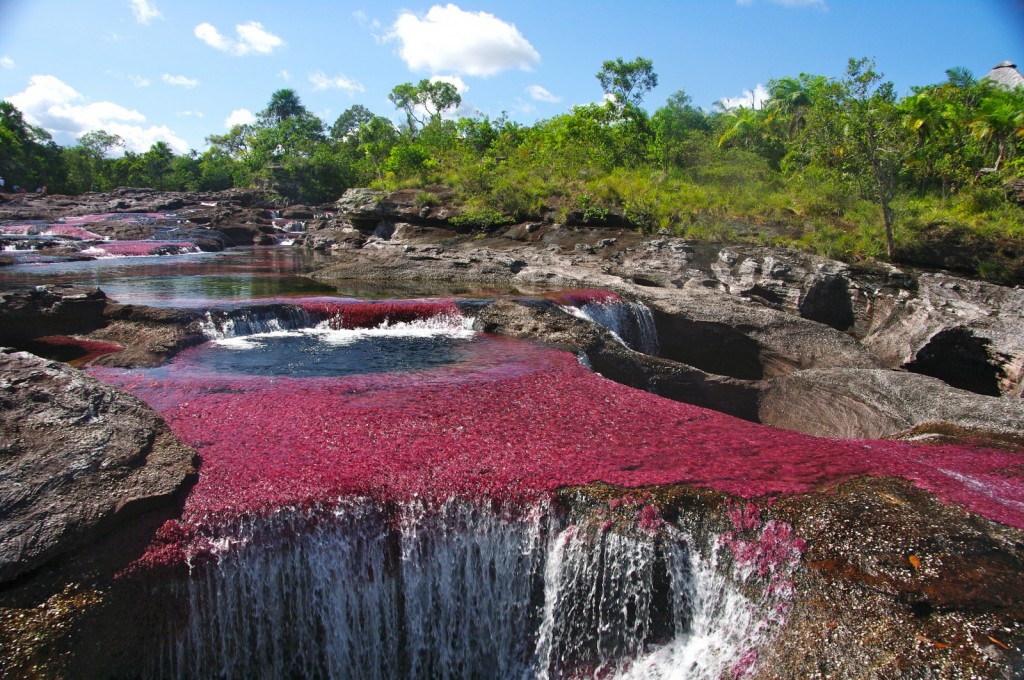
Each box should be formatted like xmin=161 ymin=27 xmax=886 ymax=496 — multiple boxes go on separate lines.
xmin=0 ymin=287 xmax=203 ymax=368
xmin=634 ymin=286 xmax=885 ymax=380
xmin=0 ymin=351 xmax=197 ymax=583
xmin=0 ymin=287 xmax=108 ymax=345
xmin=760 ymin=368 xmax=1024 ymax=441
xmin=758 ymin=477 xmax=1024 ymax=679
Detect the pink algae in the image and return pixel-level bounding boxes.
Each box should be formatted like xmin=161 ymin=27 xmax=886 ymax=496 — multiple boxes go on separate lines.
xmin=90 ymin=337 xmax=1024 ymax=568
xmin=85 ymin=241 xmax=197 ymax=257
xmin=42 ymin=225 xmax=104 ymax=240
xmin=296 ymin=298 xmax=461 ymax=329
xmin=546 ymin=289 xmax=622 ymax=307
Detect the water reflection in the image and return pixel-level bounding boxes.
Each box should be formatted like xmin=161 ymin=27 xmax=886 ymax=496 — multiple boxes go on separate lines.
xmin=0 ymin=247 xmax=518 ymax=306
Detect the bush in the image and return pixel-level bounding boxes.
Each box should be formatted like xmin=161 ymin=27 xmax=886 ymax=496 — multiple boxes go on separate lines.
xmin=449 ymin=207 xmax=514 ymax=232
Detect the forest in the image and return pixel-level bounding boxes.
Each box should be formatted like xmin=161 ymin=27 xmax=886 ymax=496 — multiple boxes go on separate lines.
xmin=2 ymin=57 xmax=1023 ymax=280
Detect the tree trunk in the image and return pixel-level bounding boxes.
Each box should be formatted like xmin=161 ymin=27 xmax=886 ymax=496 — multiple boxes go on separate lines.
xmin=882 ymin=199 xmax=896 ymax=260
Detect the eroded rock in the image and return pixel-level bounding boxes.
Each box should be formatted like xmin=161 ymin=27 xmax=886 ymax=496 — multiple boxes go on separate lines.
xmin=0 ymin=351 xmax=196 ymax=583
xmin=760 ymin=368 xmax=1024 ymax=441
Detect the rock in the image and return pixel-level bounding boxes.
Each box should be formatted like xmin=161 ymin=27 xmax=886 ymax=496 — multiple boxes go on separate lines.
xmin=759 ymin=368 xmax=1024 ymax=440
xmin=0 ymin=287 xmax=204 ymax=368
xmin=334 ymin=188 xmax=385 ymax=232
xmin=0 ymin=287 xmax=108 ymax=345
xmin=757 ymin=476 xmax=1024 ymax=679
xmin=280 ymin=205 xmax=314 ymax=219
xmin=635 ymin=286 xmax=885 ymax=380
xmin=863 ymin=273 xmax=1024 ymax=397
xmin=0 ymin=351 xmax=197 ymax=583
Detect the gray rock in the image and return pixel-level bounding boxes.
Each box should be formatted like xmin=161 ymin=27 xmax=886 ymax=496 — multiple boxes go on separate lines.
xmin=760 ymin=367 xmax=1024 ymax=440
xmin=863 ymin=273 xmax=1024 ymax=397
xmin=0 ymin=351 xmax=196 ymax=583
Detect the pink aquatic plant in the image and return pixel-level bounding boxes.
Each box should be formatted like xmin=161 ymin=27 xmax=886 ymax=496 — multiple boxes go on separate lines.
xmin=546 ymin=289 xmax=622 ymax=307
xmin=84 ymin=241 xmax=198 ymax=257
xmin=89 ymin=332 xmax=1024 ymax=569
xmin=298 ymin=299 xmax=461 ymax=329
xmin=42 ymin=225 xmax=104 ymax=240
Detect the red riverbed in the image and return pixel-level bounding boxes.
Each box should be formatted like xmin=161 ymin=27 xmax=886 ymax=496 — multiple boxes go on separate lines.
xmin=90 ymin=326 xmax=1024 ymax=569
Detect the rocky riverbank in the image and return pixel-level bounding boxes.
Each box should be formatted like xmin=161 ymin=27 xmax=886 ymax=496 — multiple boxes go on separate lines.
xmin=1 ymin=188 xmax=1023 ymax=677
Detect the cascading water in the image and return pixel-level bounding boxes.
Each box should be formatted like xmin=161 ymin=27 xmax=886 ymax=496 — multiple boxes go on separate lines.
xmin=199 ymin=299 xmax=470 ymax=340
xmin=79 ymin=290 xmax=1024 ymax=679
xmin=200 ymin=306 xmax=317 ymax=338
xmin=144 ymin=499 xmax=789 ymax=680
xmin=553 ymin=290 xmax=660 ymax=355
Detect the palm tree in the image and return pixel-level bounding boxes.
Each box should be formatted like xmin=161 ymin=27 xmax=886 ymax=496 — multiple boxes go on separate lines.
xmin=765 ymin=74 xmax=825 ymax=140
xmin=716 ymin=106 xmax=761 ymax=150
xmin=970 ymin=86 xmax=1024 ymax=173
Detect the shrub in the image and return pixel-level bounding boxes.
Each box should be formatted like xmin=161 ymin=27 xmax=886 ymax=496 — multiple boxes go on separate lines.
xmin=449 ymin=207 xmax=514 ymax=232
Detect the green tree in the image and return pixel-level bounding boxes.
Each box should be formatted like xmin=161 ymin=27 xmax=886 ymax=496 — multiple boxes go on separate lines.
xmin=651 ymin=90 xmax=712 ymax=170
xmin=841 ymin=58 xmax=914 ymax=259
xmin=0 ymin=102 xmax=66 ymax=191
xmin=329 ymin=105 xmax=375 ymax=142
xmin=766 ymin=74 xmax=826 ymax=141
xmin=65 ymin=130 xmax=123 ymax=192
xmin=596 ymin=57 xmax=658 ymax=108
xmin=388 ymin=79 xmax=462 ymax=132
xmin=970 ymin=84 xmax=1024 ymax=173
xmin=260 ymin=89 xmax=306 ymax=124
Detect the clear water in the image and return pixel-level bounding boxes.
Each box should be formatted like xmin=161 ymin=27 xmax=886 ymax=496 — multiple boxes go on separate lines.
xmin=0 ymin=246 xmax=518 ymax=306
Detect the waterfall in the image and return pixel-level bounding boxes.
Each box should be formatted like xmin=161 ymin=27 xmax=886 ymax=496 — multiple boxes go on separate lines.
xmin=145 ymin=499 xmax=788 ymax=679
xmin=563 ymin=300 xmax=660 ymax=355
xmin=199 ymin=300 xmax=471 ymax=341
xmin=200 ymin=306 xmax=316 ymax=339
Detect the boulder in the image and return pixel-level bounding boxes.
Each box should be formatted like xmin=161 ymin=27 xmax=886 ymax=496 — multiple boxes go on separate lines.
xmin=0 ymin=351 xmax=196 ymax=583
xmin=634 ymin=285 xmax=886 ymax=380
xmin=863 ymin=273 xmax=1024 ymax=397
xmin=0 ymin=287 xmax=108 ymax=345
xmin=760 ymin=367 xmax=1024 ymax=440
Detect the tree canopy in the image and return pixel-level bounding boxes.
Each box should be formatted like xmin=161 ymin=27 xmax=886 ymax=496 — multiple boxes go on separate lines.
xmin=3 ymin=55 xmax=1023 ymax=280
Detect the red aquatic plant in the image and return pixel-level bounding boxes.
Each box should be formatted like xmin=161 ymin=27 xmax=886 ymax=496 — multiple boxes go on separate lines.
xmin=297 ymin=299 xmax=461 ymax=329
xmin=89 ymin=330 xmax=1024 ymax=569
xmin=546 ymin=289 xmax=622 ymax=307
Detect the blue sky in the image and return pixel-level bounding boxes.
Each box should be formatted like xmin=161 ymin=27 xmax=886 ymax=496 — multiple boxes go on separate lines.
xmin=1 ymin=0 xmax=1022 ymax=154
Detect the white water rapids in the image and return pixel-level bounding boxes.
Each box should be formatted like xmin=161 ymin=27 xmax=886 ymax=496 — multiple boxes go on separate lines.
xmin=147 ymin=500 xmax=786 ymax=679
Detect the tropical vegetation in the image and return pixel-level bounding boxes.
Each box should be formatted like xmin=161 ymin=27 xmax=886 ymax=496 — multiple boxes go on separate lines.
xmin=2 ymin=57 xmax=1023 ymax=281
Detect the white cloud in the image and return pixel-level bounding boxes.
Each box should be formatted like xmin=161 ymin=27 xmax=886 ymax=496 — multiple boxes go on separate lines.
xmin=129 ymin=0 xmax=162 ymax=25
xmin=225 ymin=108 xmax=255 ymax=128
xmin=308 ymin=71 xmax=366 ymax=94
xmin=527 ymin=84 xmax=560 ymax=103
xmin=1 ymin=56 xmax=14 ymax=70
xmin=195 ymin=21 xmax=284 ymax=56
xmin=391 ymin=4 xmax=539 ymax=77
xmin=162 ymin=73 xmax=198 ymax=88
xmin=177 ymin=110 xmax=204 ymax=118
xmin=131 ymin=75 xmax=151 ymax=88
xmin=279 ymin=69 xmax=292 ymax=82
xmin=6 ymin=74 xmax=188 ymax=153
xmin=430 ymin=74 xmax=468 ymax=94
xmin=718 ymin=83 xmax=770 ymax=110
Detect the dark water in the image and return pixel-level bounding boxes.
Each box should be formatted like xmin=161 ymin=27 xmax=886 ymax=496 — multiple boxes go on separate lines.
xmin=186 ymin=329 xmax=478 ymax=378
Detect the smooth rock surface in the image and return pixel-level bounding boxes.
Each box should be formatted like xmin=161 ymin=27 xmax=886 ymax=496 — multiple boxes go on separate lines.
xmin=0 ymin=351 xmax=196 ymax=583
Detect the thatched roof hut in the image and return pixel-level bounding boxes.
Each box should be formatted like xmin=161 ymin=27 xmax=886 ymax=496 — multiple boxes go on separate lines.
xmin=983 ymin=60 xmax=1024 ymax=90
